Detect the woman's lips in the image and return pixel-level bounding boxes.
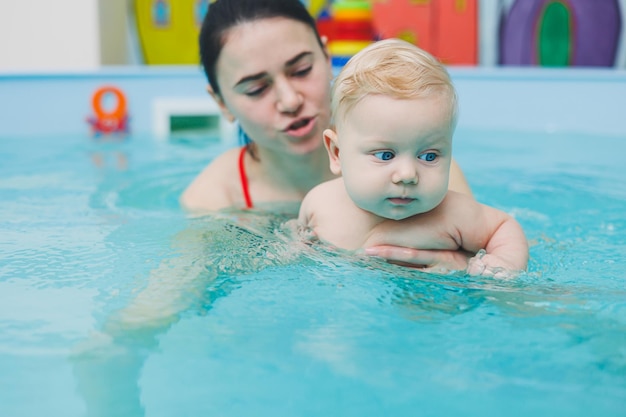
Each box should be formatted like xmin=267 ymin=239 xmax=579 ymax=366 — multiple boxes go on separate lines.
xmin=284 ymin=117 xmax=315 ymax=137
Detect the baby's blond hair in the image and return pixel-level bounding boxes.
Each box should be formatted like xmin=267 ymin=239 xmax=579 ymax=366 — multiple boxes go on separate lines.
xmin=331 ymin=38 xmax=457 ymax=128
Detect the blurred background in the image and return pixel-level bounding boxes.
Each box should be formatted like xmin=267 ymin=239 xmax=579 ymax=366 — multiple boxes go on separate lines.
xmin=1 ymin=0 xmax=625 ymax=72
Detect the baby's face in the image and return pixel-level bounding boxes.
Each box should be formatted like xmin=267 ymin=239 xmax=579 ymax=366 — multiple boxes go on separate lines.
xmin=335 ymin=94 xmax=454 ymax=220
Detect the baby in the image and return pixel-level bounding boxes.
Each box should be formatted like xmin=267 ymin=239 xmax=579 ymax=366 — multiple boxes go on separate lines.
xmin=298 ymin=39 xmax=528 ymax=276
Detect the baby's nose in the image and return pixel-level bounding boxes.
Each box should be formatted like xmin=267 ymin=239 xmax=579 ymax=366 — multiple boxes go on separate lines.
xmin=392 ymin=160 xmax=418 ymax=184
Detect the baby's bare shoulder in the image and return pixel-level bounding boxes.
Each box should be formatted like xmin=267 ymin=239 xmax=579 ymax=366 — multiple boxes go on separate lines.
xmin=310 ymin=177 xmax=344 ymax=193
xmin=440 ymin=190 xmax=484 ymax=213
xmin=300 ymin=178 xmax=349 ymax=219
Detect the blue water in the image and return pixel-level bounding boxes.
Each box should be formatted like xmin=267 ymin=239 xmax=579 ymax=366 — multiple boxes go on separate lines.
xmin=1 ymin=129 xmax=625 ymax=417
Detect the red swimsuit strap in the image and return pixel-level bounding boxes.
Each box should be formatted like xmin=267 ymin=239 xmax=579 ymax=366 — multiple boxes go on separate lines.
xmin=238 ymin=146 xmax=253 ymax=209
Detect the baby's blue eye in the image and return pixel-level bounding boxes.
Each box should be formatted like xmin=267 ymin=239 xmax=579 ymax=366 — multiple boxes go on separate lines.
xmin=373 ymin=151 xmax=395 ymax=161
xmin=418 ymin=152 xmax=437 ymax=162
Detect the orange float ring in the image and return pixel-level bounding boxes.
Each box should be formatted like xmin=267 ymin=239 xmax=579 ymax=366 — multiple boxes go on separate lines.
xmin=92 ymin=86 xmax=127 ymax=120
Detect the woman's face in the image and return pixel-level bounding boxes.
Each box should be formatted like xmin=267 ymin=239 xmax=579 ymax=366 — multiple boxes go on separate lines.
xmin=213 ymin=17 xmax=332 ymax=156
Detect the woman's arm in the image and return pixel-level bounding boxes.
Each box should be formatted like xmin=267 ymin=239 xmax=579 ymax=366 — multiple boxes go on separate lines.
xmin=71 ymin=215 xmax=298 ymax=416
xmin=449 ymin=158 xmax=473 ymax=198
xmin=364 ymin=246 xmax=472 ymax=273
xmin=71 ymin=225 xmax=213 ymax=417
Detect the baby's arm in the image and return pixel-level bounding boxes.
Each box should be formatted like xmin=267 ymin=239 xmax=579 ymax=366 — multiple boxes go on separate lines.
xmin=449 ymin=158 xmax=473 ymax=198
xmin=465 ymin=204 xmax=529 ymax=277
xmin=296 ymin=187 xmax=320 ymax=242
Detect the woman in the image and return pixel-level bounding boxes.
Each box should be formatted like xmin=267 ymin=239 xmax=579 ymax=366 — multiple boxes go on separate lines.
xmin=182 ymin=0 xmax=472 ymax=270
xmin=71 ymin=3 xmax=473 ymax=414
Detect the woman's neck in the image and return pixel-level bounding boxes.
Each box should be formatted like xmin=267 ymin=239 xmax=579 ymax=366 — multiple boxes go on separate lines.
xmin=250 ymin=143 xmax=336 ymax=196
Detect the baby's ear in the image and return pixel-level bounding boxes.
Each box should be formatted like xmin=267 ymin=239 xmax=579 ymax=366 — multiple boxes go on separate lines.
xmin=323 ymin=128 xmax=342 ymax=175
xmin=207 ymin=85 xmax=236 ymax=123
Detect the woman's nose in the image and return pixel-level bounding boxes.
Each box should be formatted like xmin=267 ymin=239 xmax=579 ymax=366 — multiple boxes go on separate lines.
xmin=392 ymin=159 xmax=418 ymax=185
xmin=275 ymin=79 xmax=302 ymax=114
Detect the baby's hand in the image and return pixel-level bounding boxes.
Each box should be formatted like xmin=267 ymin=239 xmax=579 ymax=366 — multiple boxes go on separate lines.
xmin=467 ymin=250 xmax=522 ymax=279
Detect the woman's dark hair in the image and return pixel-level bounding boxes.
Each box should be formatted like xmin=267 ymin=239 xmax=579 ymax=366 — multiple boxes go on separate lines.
xmin=199 ymin=0 xmax=325 ymax=96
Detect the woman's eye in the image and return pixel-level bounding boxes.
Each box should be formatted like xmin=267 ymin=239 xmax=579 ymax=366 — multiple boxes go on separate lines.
xmin=373 ymin=151 xmax=395 ymax=161
xmin=293 ymin=66 xmax=313 ymax=78
xmin=418 ymin=152 xmax=438 ymax=162
xmin=245 ymin=85 xmax=268 ymax=97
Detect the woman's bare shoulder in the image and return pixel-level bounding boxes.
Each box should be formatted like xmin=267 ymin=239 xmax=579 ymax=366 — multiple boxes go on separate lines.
xmin=179 ymin=147 xmax=242 ymax=212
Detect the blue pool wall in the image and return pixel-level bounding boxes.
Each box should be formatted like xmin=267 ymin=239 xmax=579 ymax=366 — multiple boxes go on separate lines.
xmin=0 ymin=66 xmax=625 ymax=138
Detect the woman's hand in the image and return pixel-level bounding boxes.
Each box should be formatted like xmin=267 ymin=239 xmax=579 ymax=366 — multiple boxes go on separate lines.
xmin=364 ymin=246 xmax=472 ymax=273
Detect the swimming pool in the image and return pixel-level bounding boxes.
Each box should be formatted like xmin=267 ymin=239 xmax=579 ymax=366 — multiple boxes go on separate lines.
xmin=1 ymin=68 xmax=625 ymax=417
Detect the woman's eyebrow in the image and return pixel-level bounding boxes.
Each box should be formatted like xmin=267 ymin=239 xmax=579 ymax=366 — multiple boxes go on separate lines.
xmin=233 ymin=72 xmax=266 ymax=89
xmin=285 ymin=51 xmax=313 ymax=66
xmin=233 ymin=52 xmax=314 ymax=88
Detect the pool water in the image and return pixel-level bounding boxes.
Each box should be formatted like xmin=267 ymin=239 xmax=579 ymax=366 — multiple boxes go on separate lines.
xmin=1 ymin=129 xmax=625 ymax=417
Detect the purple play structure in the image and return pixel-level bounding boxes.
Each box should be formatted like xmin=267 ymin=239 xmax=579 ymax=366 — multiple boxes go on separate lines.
xmin=500 ymin=0 xmax=622 ymax=66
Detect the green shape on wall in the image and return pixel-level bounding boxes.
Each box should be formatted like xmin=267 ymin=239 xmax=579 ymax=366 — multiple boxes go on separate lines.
xmin=538 ymin=1 xmax=573 ymax=66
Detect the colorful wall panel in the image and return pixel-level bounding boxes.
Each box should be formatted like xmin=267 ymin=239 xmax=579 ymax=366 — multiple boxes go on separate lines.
xmin=131 ymin=0 xmax=626 ymax=68
xmin=436 ymin=0 xmax=478 ymax=65
xmin=135 ymin=0 xmax=209 ymax=65
xmin=371 ymin=0 xmax=478 ymax=65
xmin=499 ymin=0 xmax=622 ymax=66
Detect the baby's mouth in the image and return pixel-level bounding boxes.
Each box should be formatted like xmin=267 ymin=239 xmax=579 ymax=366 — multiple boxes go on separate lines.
xmin=388 ymin=197 xmax=415 ymax=205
